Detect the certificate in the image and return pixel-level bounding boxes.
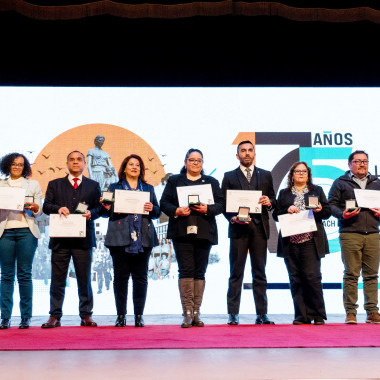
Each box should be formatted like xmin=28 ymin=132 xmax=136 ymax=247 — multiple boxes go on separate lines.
xmin=226 ymin=190 xmax=262 ymax=214
xmin=0 ymin=187 xmax=26 ymax=211
xmin=176 ymin=184 xmax=214 ymax=208
xmin=354 ymin=189 xmax=380 ymax=208
xmin=278 ymin=210 xmax=317 ymax=238
xmin=49 ymin=214 xmax=86 ymax=238
xmin=114 ymin=189 xmax=150 ymax=214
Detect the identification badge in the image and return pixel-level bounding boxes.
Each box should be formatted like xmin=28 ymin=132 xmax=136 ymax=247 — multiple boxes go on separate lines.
xmin=187 ymin=225 xmax=198 ymax=235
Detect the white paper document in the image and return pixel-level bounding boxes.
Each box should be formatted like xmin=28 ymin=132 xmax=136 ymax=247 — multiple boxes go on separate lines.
xmin=226 ymin=189 xmax=262 ymax=214
xmin=354 ymin=189 xmax=380 ymax=209
xmin=0 ymin=187 xmax=26 ymax=211
xmin=114 ymin=189 xmax=150 ymax=214
xmin=176 ymin=184 xmax=214 ymax=208
xmin=278 ymin=210 xmax=317 ymax=238
xmin=49 ymin=214 xmax=87 ymax=238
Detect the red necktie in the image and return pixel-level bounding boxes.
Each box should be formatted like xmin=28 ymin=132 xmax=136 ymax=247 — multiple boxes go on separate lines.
xmin=73 ymin=178 xmax=79 ymax=189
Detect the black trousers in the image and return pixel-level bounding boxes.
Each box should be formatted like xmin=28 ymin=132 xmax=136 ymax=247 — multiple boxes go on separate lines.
xmin=285 ymin=239 xmax=326 ymax=322
xmin=50 ymin=247 xmax=93 ymax=318
xmin=227 ymin=222 xmax=268 ymax=315
xmin=173 ymin=236 xmax=212 ymax=280
xmin=109 ymin=247 xmax=151 ymax=315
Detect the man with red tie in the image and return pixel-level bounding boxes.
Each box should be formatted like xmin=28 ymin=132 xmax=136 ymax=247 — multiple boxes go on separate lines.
xmin=41 ymin=151 xmax=102 ymax=328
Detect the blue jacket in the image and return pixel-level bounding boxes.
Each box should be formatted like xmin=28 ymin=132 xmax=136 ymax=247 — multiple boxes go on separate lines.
xmin=103 ymin=181 xmax=160 ymax=248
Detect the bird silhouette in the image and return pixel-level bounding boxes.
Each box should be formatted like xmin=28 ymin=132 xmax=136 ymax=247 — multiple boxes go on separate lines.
xmin=56 ymin=166 xmax=64 ymax=171
xmin=27 ymin=151 xmax=34 ymax=154
xmin=162 ymin=164 xmax=166 ymax=167
xmin=42 ymin=154 xmax=50 ymax=159
xmin=37 ymin=170 xmax=45 ymax=175
xmin=152 ymin=170 xmax=158 ymax=174
xmin=48 ymin=167 xmax=55 ymax=172
xmin=148 ymin=157 xmax=154 ymax=161
xmin=161 ymin=154 xmax=167 ymax=157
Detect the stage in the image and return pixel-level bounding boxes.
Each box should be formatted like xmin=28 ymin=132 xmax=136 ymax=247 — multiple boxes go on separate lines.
xmin=0 ymin=314 xmax=379 ymax=379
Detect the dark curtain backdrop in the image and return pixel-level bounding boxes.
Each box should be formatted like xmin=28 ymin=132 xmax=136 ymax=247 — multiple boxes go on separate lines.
xmin=1 ymin=1 xmax=380 ymax=86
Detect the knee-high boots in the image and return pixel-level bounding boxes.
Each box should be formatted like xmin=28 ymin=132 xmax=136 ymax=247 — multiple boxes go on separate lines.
xmin=193 ymin=279 xmax=205 ymax=327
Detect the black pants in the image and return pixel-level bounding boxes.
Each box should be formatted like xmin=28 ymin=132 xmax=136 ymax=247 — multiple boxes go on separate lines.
xmin=109 ymin=247 xmax=151 ymax=315
xmin=285 ymin=239 xmax=326 ymax=322
xmin=50 ymin=247 xmax=93 ymax=318
xmin=173 ymin=236 xmax=211 ymax=280
xmin=227 ymin=222 xmax=268 ymax=315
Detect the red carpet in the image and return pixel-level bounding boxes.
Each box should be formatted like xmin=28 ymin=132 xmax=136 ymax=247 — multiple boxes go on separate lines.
xmin=1 ymin=324 xmax=380 ymax=351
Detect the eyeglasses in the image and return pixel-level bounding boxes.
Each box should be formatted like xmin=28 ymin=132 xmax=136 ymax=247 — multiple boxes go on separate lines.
xmin=293 ymin=170 xmax=307 ymax=175
xmin=187 ymin=159 xmax=203 ymax=164
xmin=351 ymin=160 xmax=369 ymax=165
xmin=11 ymin=163 xmax=24 ymax=168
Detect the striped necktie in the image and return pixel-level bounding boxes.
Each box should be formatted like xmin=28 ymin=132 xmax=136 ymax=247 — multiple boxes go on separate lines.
xmin=245 ymin=168 xmax=252 ymax=183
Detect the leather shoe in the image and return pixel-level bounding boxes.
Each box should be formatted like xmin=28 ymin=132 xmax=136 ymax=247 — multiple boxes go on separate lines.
xmin=41 ymin=316 xmax=61 ymax=328
xmin=0 ymin=319 xmax=10 ymax=329
xmin=293 ymin=320 xmax=311 ymax=325
xmin=115 ymin=315 xmax=126 ymax=327
xmin=255 ymin=314 xmax=275 ymax=325
xmin=314 ymin=317 xmax=325 ymax=325
xmin=80 ymin=316 xmax=97 ymax=327
xmin=227 ymin=313 xmax=239 ymax=325
xmin=19 ymin=318 xmax=31 ymax=329
xmin=135 ymin=315 xmax=145 ymax=327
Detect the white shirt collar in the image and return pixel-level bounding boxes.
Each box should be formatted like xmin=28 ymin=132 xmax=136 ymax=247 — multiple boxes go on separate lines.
xmin=68 ymin=174 xmax=83 ymax=186
xmin=240 ymin=164 xmax=255 ymax=177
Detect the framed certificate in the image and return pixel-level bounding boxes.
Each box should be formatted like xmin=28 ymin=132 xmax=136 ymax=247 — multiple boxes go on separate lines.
xmin=0 ymin=187 xmax=26 ymax=211
xmin=114 ymin=189 xmax=149 ymax=214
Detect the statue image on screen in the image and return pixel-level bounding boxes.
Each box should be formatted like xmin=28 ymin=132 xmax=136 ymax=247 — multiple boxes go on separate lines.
xmin=87 ymin=135 xmax=118 ymax=191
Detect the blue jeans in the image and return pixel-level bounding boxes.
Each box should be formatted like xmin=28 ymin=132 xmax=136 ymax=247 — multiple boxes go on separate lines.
xmin=0 ymin=228 xmax=38 ymax=319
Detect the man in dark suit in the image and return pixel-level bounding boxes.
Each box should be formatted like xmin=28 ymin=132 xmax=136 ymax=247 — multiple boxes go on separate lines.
xmin=222 ymin=140 xmax=276 ymax=325
xmin=41 ymin=151 xmax=102 ymax=328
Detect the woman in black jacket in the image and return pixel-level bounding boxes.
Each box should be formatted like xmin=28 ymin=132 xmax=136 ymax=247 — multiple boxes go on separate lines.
xmin=274 ymin=161 xmax=331 ymax=325
xmin=160 ymin=148 xmax=224 ymax=328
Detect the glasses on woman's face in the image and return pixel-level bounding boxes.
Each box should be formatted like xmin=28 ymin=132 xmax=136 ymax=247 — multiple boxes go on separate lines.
xmin=187 ymin=158 xmax=203 ymax=164
xmin=11 ymin=163 xmax=24 ymax=168
xmin=293 ymin=170 xmax=307 ymax=175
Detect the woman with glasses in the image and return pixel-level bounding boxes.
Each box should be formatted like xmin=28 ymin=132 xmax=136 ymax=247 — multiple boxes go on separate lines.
xmin=102 ymin=154 xmax=160 ymax=327
xmin=0 ymin=153 xmax=42 ymax=329
xmin=160 ymin=148 xmax=224 ymax=328
xmin=273 ymin=161 xmax=331 ymax=325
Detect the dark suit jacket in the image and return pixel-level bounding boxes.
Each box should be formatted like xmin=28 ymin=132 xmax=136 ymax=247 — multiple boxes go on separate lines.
xmin=160 ymin=173 xmax=224 ymax=245
xmin=221 ymin=166 xmax=276 ymax=239
xmin=103 ymin=181 xmax=160 ymax=248
xmin=43 ymin=175 xmax=102 ymax=250
xmin=273 ymin=185 xmax=331 ymax=258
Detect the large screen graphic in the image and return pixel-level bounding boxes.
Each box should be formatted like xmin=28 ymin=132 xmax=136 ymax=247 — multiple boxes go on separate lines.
xmin=1 ymin=87 xmax=379 ymax=315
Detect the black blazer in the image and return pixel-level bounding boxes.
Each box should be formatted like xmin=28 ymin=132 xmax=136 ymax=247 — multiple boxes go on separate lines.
xmin=273 ymin=185 xmax=331 ymax=258
xmin=160 ymin=173 xmax=224 ymax=245
xmin=221 ymin=167 xmax=276 ymax=239
xmin=43 ymin=175 xmax=102 ymax=250
xmin=103 ymin=181 xmax=160 ymax=248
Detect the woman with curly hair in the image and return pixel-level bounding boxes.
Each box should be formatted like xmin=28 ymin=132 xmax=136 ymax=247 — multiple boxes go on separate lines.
xmin=0 ymin=153 xmax=42 ymax=329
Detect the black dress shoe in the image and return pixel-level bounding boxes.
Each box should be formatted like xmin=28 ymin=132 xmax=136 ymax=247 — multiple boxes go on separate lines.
xmin=0 ymin=319 xmax=10 ymax=329
xmin=255 ymin=314 xmax=275 ymax=325
xmin=80 ymin=316 xmax=97 ymax=327
xmin=227 ymin=313 xmax=239 ymax=325
xmin=115 ymin=315 xmax=126 ymax=327
xmin=19 ymin=318 xmax=31 ymax=329
xmin=41 ymin=316 xmax=61 ymax=328
xmin=314 ymin=317 xmax=325 ymax=325
xmin=135 ymin=315 xmax=145 ymax=327
xmin=293 ymin=320 xmax=311 ymax=325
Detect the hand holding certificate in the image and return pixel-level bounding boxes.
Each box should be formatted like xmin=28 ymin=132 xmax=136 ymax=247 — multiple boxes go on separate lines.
xmin=49 ymin=214 xmax=87 ymax=237
xmin=176 ymin=184 xmax=214 ymax=208
xmin=114 ymin=189 xmax=150 ymax=214
xmin=0 ymin=187 xmax=26 ymax=211
xmin=278 ymin=210 xmax=317 ymax=237
xmin=354 ymin=189 xmax=380 ymax=209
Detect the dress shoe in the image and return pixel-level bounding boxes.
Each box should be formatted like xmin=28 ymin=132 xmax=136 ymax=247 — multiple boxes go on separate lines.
xmin=366 ymin=312 xmax=380 ymax=324
xmin=227 ymin=313 xmax=239 ymax=325
xmin=314 ymin=317 xmax=325 ymax=325
xmin=135 ymin=315 xmax=145 ymax=327
xmin=80 ymin=316 xmax=97 ymax=327
xmin=41 ymin=316 xmax=61 ymax=328
xmin=255 ymin=314 xmax=275 ymax=325
xmin=19 ymin=318 xmax=31 ymax=329
xmin=115 ymin=315 xmax=126 ymax=327
xmin=0 ymin=319 xmax=10 ymax=329
xmin=293 ymin=320 xmax=311 ymax=325
xmin=345 ymin=313 xmax=357 ymax=324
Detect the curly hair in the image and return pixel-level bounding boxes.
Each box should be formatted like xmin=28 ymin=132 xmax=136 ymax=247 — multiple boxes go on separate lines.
xmin=118 ymin=154 xmax=147 ymax=183
xmin=0 ymin=152 xmax=32 ymax=178
xmin=286 ymin=161 xmax=316 ymax=192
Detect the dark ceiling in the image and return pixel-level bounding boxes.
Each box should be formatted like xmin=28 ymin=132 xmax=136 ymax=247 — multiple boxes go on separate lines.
xmin=1 ymin=11 xmax=380 ymax=86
